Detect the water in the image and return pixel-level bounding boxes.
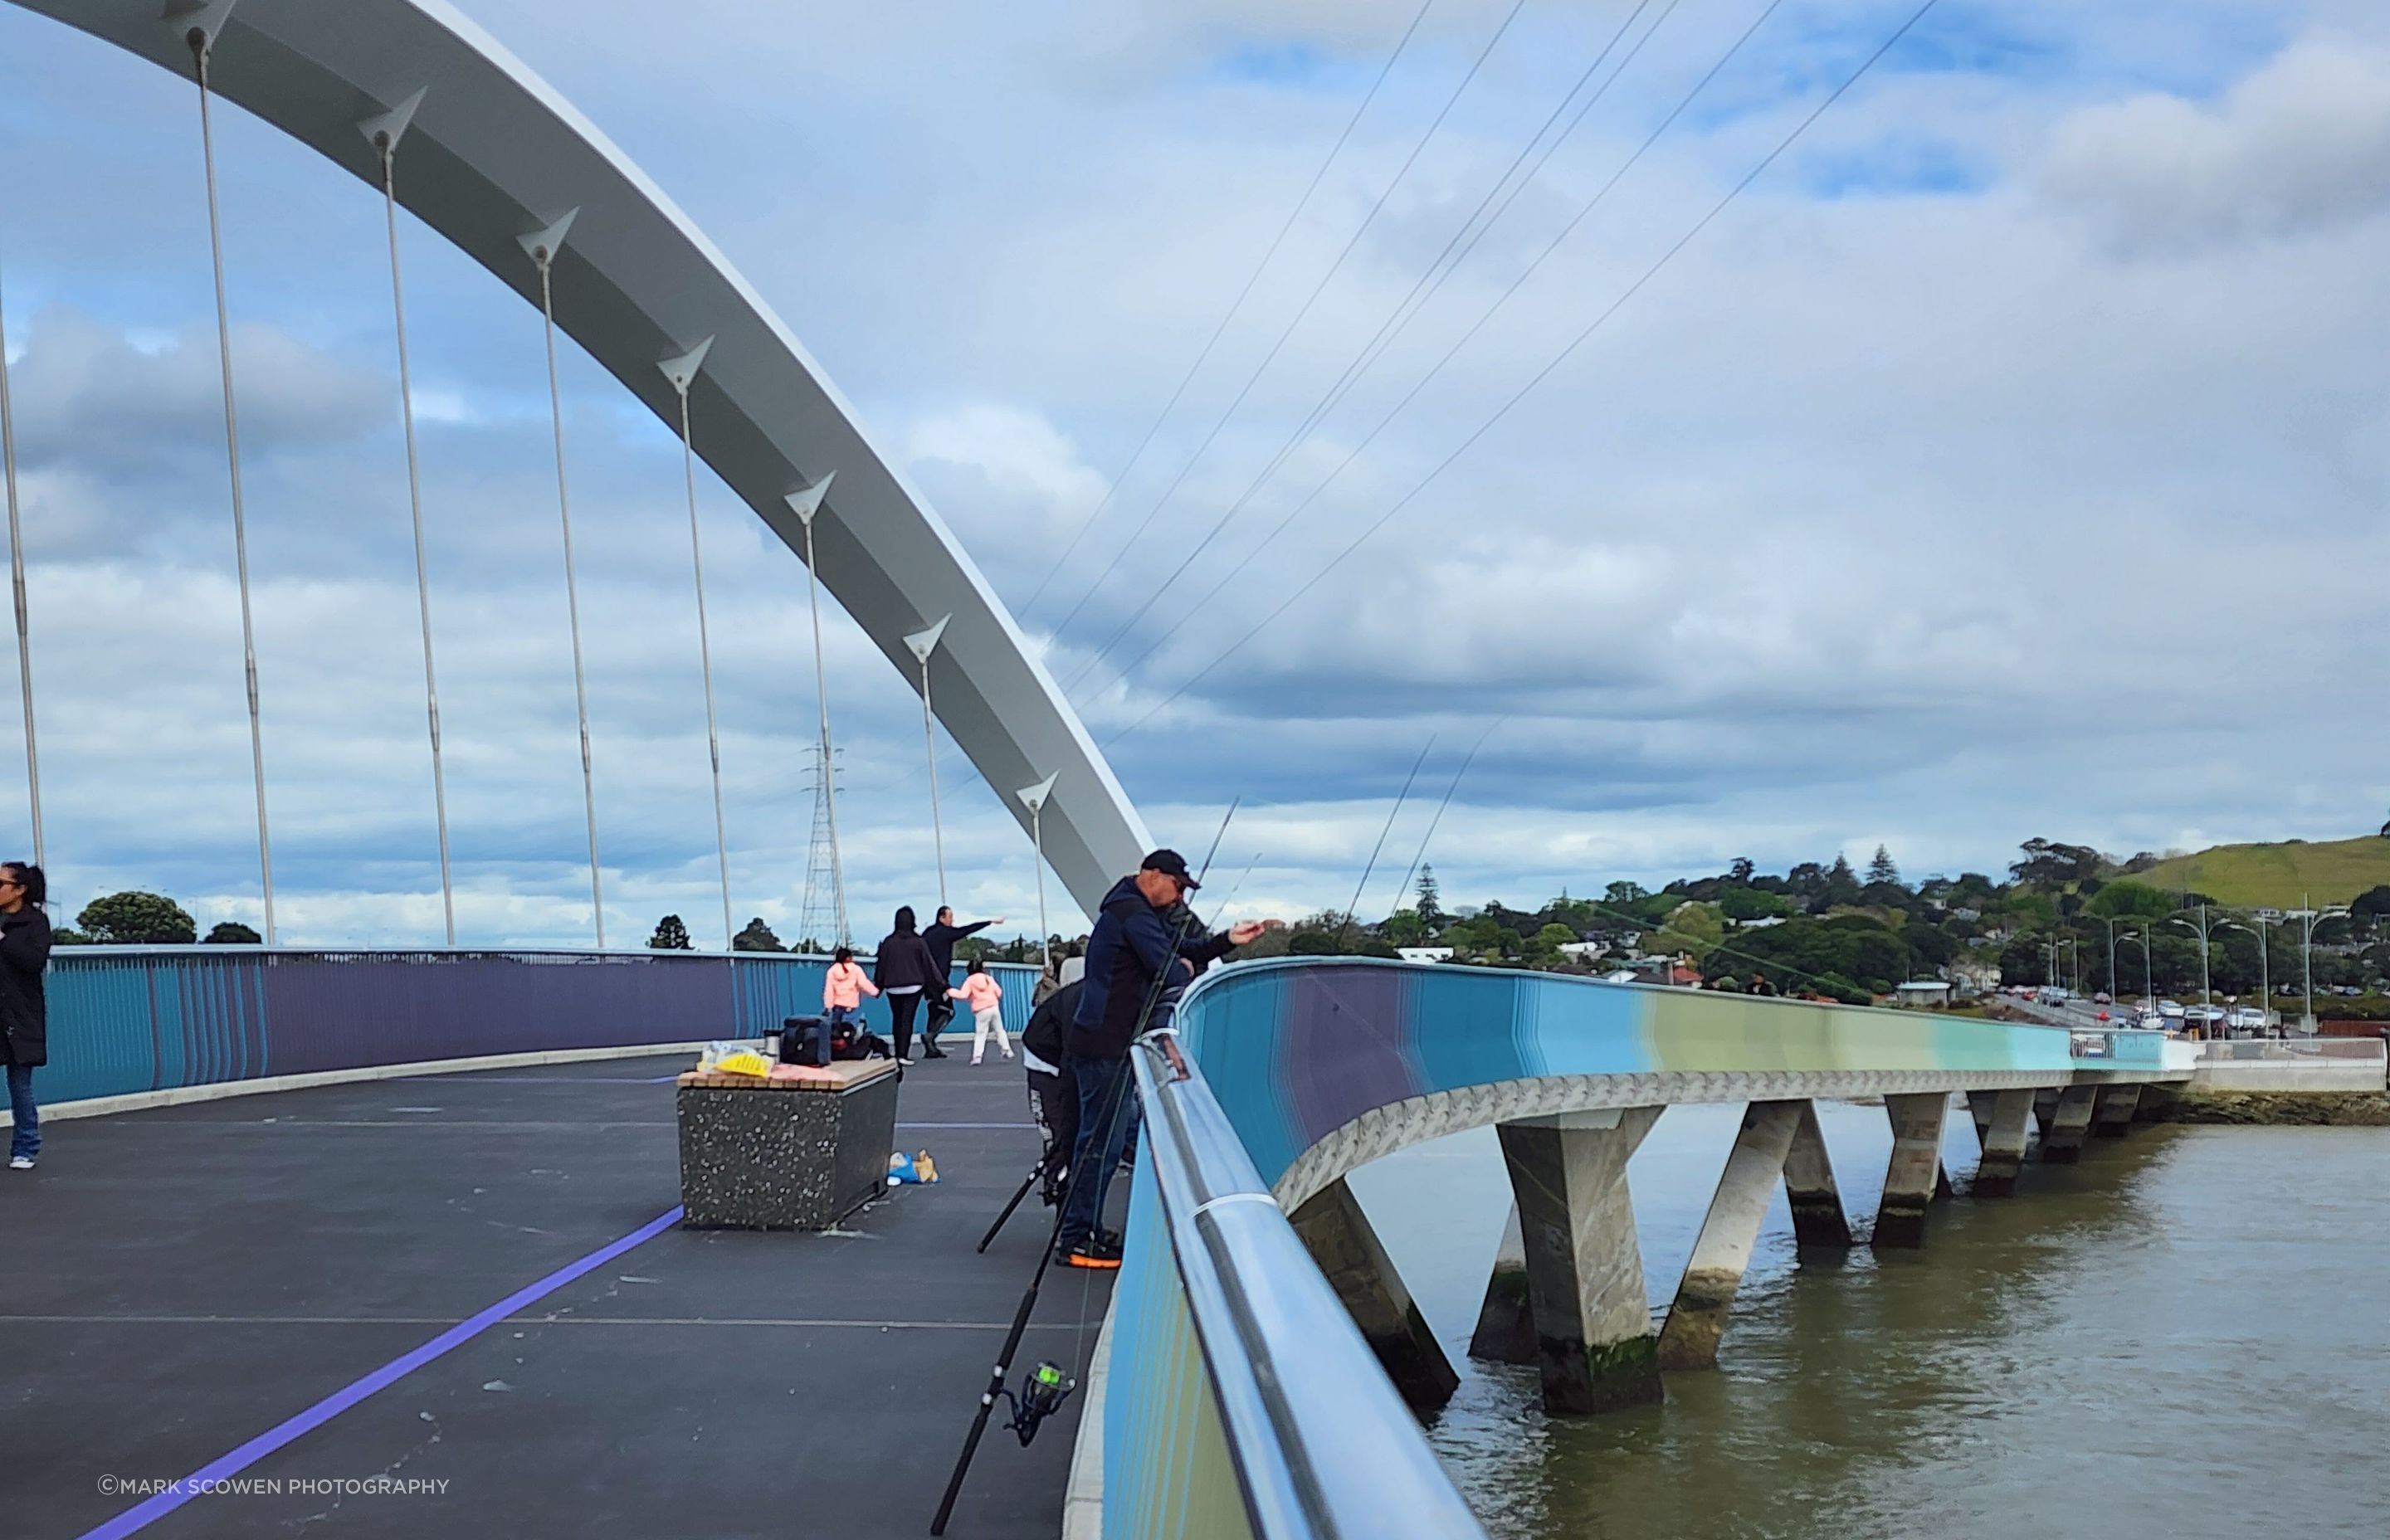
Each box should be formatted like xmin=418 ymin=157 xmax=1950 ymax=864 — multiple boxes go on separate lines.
xmin=1349 ymin=1103 xmax=2390 ymax=1538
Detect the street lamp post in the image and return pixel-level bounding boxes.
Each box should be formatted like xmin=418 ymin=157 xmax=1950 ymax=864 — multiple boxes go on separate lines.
xmin=2168 ymin=904 xmax=2216 ymax=1029
xmin=2095 ymin=914 xmax=2122 ymax=1001
xmin=2117 ymin=924 xmax=2153 ymax=1015
xmin=2295 ymin=890 xmax=2353 ymax=1036
xmin=2222 ymin=918 xmax=2270 ymax=1036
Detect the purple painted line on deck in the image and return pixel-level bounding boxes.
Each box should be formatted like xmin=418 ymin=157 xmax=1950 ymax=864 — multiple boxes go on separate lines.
xmin=77 ymin=1206 xmax=684 ymax=1540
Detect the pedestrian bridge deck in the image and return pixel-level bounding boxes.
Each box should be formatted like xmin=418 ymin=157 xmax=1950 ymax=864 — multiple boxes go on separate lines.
xmin=6 ymin=1054 xmax=1101 ymax=1539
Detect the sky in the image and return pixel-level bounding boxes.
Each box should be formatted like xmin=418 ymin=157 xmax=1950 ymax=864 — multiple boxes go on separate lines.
xmin=0 ymin=0 xmax=2383 ymax=947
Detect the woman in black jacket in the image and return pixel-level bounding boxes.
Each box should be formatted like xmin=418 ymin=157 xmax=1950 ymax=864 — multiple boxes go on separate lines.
xmin=1 ymin=860 xmax=54 ymax=1171
xmin=872 ymin=906 xmax=944 ymax=1062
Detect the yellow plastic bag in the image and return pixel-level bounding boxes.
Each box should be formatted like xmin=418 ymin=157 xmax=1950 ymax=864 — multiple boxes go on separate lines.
xmin=714 ymin=1048 xmax=773 ymax=1079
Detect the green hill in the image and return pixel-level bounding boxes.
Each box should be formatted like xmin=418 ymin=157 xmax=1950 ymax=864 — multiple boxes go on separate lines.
xmin=2133 ymin=836 xmax=2390 ymax=909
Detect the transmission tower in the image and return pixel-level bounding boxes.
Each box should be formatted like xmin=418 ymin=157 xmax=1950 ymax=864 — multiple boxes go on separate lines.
xmin=798 ymin=738 xmax=849 ymax=950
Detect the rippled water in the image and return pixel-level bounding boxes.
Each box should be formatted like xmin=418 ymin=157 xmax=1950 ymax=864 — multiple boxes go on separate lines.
xmin=1349 ymin=1103 xmax=2390 ymax=1539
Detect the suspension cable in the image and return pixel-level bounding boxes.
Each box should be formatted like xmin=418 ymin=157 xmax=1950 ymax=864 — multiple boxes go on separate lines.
xmin=796 ymin=501 xmax=850 ymax=947
xmin=1015 ymin=0 xmax=1437 ymax=624
xmin=374 ymin=130 xmax=457 ymax=947
xmin=1101 ymin=0 xmax=1773 ymax=695
xmin=0 ymin=244 xmax=41 ymax=870
xmin=531 ymin=238 xmax=606 ymax=948
xmin=1101 ymin=0 xmax=1944 ymax=746
xmin=188 ymin=27 xmax=277 ymax=943
xmin=1036 ymin=0 xmax=1534 ymax=652
xmin=666 ymin=361 xmax=735 ymax=952
xmin=1064 ymin=0 xmax=1676 ymax=690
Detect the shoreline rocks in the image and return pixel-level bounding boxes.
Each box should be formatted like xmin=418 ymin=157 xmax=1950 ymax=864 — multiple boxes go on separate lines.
xmin=2139 ymin=1087 xmax=2390 ymax=1128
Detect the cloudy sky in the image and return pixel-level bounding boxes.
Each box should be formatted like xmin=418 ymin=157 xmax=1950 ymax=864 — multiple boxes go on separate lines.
xmin=0 ymin=0 xmax=2383 ymax=947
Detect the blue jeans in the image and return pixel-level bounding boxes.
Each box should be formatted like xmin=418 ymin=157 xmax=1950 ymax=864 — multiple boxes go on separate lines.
xmin=6 ymin=1060 xmax=34 ymax=1162
xmin=1055 ymin=1053 xmax=1138 ymax=1254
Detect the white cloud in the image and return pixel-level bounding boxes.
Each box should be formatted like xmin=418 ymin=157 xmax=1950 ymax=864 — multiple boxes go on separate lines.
xmin=2038 ymin=33 xmax=2390 ymax=253
xmin=902 ymin=403 xmax=1109 ymax=544
xmin=0 ymin=2 xmax=2383 ymax=945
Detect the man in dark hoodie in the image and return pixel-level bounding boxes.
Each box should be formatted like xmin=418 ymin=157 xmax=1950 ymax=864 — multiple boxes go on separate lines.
xmin=1055 ymin=850 xmax=1263 ymax=1269
xmin=920 ymin=905 xmax=1005 ymax=1059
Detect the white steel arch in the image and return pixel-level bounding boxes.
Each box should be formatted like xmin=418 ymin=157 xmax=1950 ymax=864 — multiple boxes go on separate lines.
xmin=12 ymin=0 xmax=1150 ymax=914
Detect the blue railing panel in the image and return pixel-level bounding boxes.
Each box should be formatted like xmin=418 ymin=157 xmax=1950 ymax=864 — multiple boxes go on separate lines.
xmin=29 ymin=948 xmax=1046 ymax=1107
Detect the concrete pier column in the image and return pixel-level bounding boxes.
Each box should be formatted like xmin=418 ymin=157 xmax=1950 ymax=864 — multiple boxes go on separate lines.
xmin=1780 ymin=1101 xmax=1851 ymax=1250
xmin=1495 ymin=1106 xmax=1664 ymax=1414
xmin=1468 ymin=1202 xmax=1536 ymax=1365
xmin=1656 ymin=1101 xmax=1802 ymax=1372
xmin=1873 ymin=1092 xmax=1949 ymax=1249
xmin=2092 ymin=1084 xmax=2142 ymax=1138
xmin=1289 ymin=1177 xmax=1459 ymax=1412
xmin=1968 ymin=1089 xmax=2035 ymax=1197
xmin=2038 ymin=1084 xmax=2100 ymax=1164
xmin=2032 ymin=1088 xmax=2060 ymax=1138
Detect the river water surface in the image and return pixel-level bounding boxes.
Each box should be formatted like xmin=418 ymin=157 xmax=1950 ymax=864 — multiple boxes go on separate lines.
xmin=1349 ymin=1103 xmax=2390 ymax=1538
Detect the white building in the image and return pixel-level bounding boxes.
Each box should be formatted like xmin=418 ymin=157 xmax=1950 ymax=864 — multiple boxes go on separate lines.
xmin=1397 ymin=947 xmax=1455 ymax=965
xmin=1894 ymin=980 xmax=1953 ymax=1008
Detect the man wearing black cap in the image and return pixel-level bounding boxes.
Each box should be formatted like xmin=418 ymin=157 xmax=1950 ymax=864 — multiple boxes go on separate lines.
xmin=1055 ymin=849 xmax=1264 ymax=1269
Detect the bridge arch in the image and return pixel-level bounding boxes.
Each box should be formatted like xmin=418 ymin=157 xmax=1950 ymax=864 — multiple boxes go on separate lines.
xmin=12 ymin=0 xmax=1148 ymax=912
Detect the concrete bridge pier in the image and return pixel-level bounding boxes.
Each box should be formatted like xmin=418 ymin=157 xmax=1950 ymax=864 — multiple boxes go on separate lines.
xmin=1872 ymin=1093 xmax=1950 ymax=1248
xmin=1782 ymin=1101 xmax=1852 ymax=1250
xmin=2092 ymin=1084 xmax=2142 ymax=1137
xmin=1966 ymin=1089 xmax=2036 ymax=1197
xmin=2039 ymin=1085 xmax=2100 ymax=1163
xmin=2032 ymin=1088 xmax=2060 ymax=1139
xmin=1289 ymin=1177 xmax=1459 ymax=1412
xmin=1494 ymin=1107 xmax=1665 ymax=1414
xmin=1656 ymin=1101 xmax=1802 ymax=1372
xmin=1468 ymin=1203 xmax=1535 ymax=1365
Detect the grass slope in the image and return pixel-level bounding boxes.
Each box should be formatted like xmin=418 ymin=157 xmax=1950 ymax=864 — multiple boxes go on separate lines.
xmin=2134 ymin=836 xmax=2390 ymax=909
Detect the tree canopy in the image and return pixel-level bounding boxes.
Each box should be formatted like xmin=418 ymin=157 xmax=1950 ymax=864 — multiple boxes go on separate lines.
xmin=78 ymin=891 xmax=197 ymax=945
xmin=732 ymin=917 xmax=787 ymax=953
xmin=648 ymin=914 xmax=694 ymax=951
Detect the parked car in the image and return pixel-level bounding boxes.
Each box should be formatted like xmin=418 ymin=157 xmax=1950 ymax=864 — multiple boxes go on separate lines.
xmin=2158 ymin=1000 xmax=2186 ymax=1020
xmin=2093 ymin=992 xmax=2112 ymax=1005
xmin=2226 ymin=1006 xmax=2270 ymax=1032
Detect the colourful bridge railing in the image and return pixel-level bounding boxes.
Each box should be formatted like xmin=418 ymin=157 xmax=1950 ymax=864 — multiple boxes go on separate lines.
xmin=1095 ymin=959 xmax=2136 ymax=1539
xmin=36 ymin=947 xmax=1039 ymax=1107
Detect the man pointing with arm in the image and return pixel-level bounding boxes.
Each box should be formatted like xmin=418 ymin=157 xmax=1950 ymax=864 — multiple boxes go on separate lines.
xmin=920 ymin=904 xmax=1006 ymax=1060
xmin=1055 ymin=850 xmax=1266 ymax=1270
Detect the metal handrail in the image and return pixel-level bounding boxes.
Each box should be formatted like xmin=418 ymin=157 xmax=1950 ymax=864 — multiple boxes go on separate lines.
xmin=1131 ymin=1030 xmax=1485 ymax=1540
xmin=2197 ymin=1037 xmax=2387 ymax=1061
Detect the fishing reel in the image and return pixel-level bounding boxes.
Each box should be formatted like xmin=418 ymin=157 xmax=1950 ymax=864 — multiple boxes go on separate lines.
xmin=997 ymin=1361 xmax=1076 ymax=1446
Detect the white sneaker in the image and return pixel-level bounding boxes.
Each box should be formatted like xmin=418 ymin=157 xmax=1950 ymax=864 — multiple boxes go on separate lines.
xmin=970 ymin=1056 xmax=983 ymax=1066
xmin=7 ymin=1155 xmax=32 ymax=1171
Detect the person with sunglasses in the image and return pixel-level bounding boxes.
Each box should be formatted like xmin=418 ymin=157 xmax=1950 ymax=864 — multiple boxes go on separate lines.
xmin=0 ymin=860 xmax=53 ymax=1171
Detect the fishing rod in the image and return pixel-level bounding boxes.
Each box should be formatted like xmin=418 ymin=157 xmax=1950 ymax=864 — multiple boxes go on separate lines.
xmin=1334 ymin=736 xmax=1434 ymax=953
xmin=1393 ymin=716 xmax=1504 ymax=920
xmin=930 ymin=801 xmax=1240 ymax=1536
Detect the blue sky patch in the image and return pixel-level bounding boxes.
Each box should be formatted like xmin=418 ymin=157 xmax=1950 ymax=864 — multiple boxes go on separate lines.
xmin=1801 ymin=135 xmax=1989 ymax=199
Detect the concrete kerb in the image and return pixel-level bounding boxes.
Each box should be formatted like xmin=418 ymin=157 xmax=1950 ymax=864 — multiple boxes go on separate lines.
xmin=1 ymin=1040 xmax=719 ymax=1128
xmin=1061 ymin=1303 xmax=1115 ymax=1540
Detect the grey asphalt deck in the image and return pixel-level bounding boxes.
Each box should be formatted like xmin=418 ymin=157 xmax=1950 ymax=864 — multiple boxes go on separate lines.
xmin=2 ymin=1052 xmax=1111 ymax=1539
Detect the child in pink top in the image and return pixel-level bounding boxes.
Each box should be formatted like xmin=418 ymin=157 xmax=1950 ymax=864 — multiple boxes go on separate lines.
xmin=823 ymin=946 xmax=879 ymax=1021
xmin=948 ymin=958 xmax=1010 ymax=1065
